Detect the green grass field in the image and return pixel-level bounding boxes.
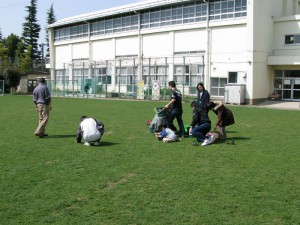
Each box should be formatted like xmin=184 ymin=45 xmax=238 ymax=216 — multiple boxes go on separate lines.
xmin=0 ymin=95 xmax=299 ymax=225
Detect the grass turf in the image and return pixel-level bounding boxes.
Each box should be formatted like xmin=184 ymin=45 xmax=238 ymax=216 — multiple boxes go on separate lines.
xmin=0 ymin=95 xmax=299 ymax=225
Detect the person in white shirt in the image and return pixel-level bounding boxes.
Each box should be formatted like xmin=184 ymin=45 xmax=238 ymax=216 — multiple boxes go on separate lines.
xmin=76 ymin=116 xmax=105 ymax=146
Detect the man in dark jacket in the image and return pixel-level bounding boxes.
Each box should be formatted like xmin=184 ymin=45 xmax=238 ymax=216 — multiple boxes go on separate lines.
xmin=33 ymin=78 xmax=51 ymax=138
xmin=189 ymin=101 xmax=211 ymax=143
xmin=207 ymin=101 xmax=235 ymax=140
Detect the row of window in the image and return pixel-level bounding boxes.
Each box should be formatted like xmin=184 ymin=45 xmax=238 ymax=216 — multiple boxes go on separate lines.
xmin=285 ymin=34 xmax=300 ymax=45
xmin=54 ymin=0 xmax=247 ymax=42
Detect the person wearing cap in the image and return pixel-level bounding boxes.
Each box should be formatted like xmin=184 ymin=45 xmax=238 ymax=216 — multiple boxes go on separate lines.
xmin=76 ymin=116 xmax=105 ymax=146
xmin=33 ymin=78 xmax=52 ymax=138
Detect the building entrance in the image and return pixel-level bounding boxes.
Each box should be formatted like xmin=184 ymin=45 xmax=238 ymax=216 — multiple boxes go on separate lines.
xmin=282 ymin=78 xmax=300 ymax=101
xmin=274 ymin=70 xmax=300 ymax=101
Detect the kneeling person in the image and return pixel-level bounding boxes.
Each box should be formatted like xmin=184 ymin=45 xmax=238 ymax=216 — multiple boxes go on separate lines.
xmin=76 ymin=116 xmax=105 ymax=146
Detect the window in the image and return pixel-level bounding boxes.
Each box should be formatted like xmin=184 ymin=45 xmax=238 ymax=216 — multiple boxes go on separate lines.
xmin=116 ymin=66 xmax=138 ymax=85
xmin=211 ymin=77 xmax=227 ymax=96
xmin=285 ymin=34 xmax=300 ymax=44
xmin=228 ymin=72 xmax=238 ymax=83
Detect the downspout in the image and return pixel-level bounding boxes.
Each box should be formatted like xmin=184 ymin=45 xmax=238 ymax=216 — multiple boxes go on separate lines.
xmin=203 ymin=0 xmax=210 ymax=91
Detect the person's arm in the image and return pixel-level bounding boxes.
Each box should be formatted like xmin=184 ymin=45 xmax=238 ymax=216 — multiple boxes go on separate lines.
xmin=163 ymin=99 xmax=175 ymax=110
xmin=76 ymin=126 xmax=83 ymax=143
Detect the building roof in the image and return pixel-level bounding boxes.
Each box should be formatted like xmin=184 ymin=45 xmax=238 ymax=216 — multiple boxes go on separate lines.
xmin=48 ymin=0 xmax=194 ymax=28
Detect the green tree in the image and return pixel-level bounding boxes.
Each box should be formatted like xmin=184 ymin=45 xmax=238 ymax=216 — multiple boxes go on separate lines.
xmin=2 ymin=34 xmax=22 ymax=64
xmin=4 ymin=68 xmax=21 ymax=90
xmin=22 ymin=0 xmax=41 ymax=61
xmin=46 ymin=3 xmax=56 ymax=58
xmin=20 ymin=45 xmax=32 ymax=74
xmin=0 ymin=43 xmax=9 ymax=74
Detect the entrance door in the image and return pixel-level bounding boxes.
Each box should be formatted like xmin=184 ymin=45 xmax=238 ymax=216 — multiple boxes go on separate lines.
xmin=282 ymin=79 xmax=300 ymax=101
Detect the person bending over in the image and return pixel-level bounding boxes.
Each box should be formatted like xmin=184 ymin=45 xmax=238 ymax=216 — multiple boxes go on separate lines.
xmin=76 ymin=116 xmax=105 ymax=146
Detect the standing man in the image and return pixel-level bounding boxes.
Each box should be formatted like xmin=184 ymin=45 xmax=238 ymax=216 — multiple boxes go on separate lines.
xmin=33 ymin=78 xmax=52 ymax=138
xmin=163 ymin=81 xmax=184 ymax=138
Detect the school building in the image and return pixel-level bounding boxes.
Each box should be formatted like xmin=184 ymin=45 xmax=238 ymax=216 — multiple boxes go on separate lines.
xmin=47 ymin=0 xmax=300 ymax=104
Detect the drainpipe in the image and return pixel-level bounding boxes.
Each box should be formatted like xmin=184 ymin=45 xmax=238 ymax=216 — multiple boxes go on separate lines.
xmin=203 ymin=0 xmax=210 ymax=91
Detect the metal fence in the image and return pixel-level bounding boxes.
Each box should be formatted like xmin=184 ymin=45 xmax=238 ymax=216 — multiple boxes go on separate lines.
xmin=51 ymin=55 xmax=205 ymax=100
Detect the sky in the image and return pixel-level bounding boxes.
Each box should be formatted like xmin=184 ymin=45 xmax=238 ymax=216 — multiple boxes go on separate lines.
xmin=0 ymin=0 xmax=141 ymax=43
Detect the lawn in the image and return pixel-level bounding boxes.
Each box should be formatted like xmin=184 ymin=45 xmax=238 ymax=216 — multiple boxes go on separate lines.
xmin=0 ymin=95 xmax=299 ymax=225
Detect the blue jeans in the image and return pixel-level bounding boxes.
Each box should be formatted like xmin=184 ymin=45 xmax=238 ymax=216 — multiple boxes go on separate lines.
xmin=166 ymin=109 xmax=184 ymax=136
xmin=192 ymin=123 xmax=211 ymax=142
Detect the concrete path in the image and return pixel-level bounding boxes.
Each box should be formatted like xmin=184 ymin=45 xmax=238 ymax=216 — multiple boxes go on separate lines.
xmin=255 ymin=100 xmax=300 ymax=110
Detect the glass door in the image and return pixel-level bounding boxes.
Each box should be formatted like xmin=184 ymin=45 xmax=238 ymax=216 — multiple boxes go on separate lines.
xmin=282 ymin=79 xmax=300 ymax=101
xmin=293 ymin=79 xmax=300 ymax=101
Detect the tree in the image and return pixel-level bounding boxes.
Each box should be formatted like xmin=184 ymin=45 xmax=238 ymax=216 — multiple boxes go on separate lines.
xmin=2 ymin=34 xmax=22 ymax=64
xmin=22 ymin=0 xmax=41 ymax=61
xmin=20 ymin=45 xmax=32 ymax=74
xmin=46 ymin=3 xmax=56 ymax=58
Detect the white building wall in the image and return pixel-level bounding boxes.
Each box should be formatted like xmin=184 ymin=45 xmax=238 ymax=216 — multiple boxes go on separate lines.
xmin=92 ymin=39 xmax=115 ymax=61
xmin=55 ymin=45 xmax=72 ymax=69
xmin=142 ymin=32 xmax=173 ymax=57
xmin=72 ymin=43 xmax=89 ymax=59
xmin=251 ymin=0 xmax=275 ymax=103
xmin=174 ymin=29 xmax=206 ymax=52
xmin=116 ymin=36 xmax=139 ymax=56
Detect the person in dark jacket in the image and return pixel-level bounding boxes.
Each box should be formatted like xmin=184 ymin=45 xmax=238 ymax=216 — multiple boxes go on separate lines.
xmin=196 ymin=82 xmax=210 ymax=112
xmin=33 ymin=78 xmax=52 ymax=138
xmin=163 ymin=81 xmax=184 ymax=138
xmin=189 ymin=101 xmax=212 ymax=143
xmin=207 ymin=101 xmax=235 ymax=140
xmin=76 ymin=116 xmax=105 ymax=146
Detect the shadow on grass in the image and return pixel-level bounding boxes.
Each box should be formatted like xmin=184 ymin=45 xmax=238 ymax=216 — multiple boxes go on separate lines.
xmin=46 ymin=134 xmax=75 ymax=138
xmin=213 ymin=136 xmax=251 ymax=145
xmin=97 ymin=141 xmax=120 ymax=147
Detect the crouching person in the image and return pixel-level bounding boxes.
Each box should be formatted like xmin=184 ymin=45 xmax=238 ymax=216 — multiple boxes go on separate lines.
xmin=207 ymin=101 xmax=235 ymax=140
xmin=76 ymin=116 xmax=105 ymax=146
xmin=154 ymin=125 xmax=179 ymax=143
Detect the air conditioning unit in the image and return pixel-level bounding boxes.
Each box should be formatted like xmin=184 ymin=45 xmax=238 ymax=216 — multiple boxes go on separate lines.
xmin=224 ymin=84 xmax=246 ymax=104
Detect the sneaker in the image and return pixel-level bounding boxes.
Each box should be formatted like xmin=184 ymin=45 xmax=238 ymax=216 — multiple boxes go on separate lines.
xmin=94 ymin=141 xmax=99 ymax=146
xmin=84 ymin=142 xmax=91 ymax=146
xmin=201 ymin=139 xmax=209 ymax=146
xmin=201 ymin=135 xmax=214 ymax=146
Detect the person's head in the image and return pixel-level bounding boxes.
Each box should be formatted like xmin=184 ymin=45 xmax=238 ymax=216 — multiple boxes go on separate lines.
xmin=206 ymin=101 xmax=216 ymax=110
xmin=197 ymin=82 xmax=205 ymax=92
xmin=190 ymin=101 xmax=197 ymax=108
xmin=168 ymin=81 xmax=176 ymax=89
xmin=80 ymin=116 xmax=88 ymax=122
xmin=39 ymin=78 xmax=46 ymax=84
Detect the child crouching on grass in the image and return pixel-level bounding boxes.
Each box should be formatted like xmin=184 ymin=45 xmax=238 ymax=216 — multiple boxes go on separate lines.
xmin=154 ymin=125 xmax=179 ymax=143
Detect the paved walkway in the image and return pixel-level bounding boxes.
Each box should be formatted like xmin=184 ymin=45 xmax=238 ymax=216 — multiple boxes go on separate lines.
xmin=255 ymin=100 xmax=300 ymax=110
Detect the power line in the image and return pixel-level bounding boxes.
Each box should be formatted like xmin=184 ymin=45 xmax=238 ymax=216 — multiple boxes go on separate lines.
xmin=0 ymin=0 xmax=29 ymax=9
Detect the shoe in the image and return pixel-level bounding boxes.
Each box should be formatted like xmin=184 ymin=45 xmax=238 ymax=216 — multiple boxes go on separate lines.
xmin=35 ymin=133 xmax=44 ymax=138
xmin=201 ymin=135 xmax=214 ymax=146
xmin=201 ymin=139 xmax=209 ymax=146
xmin=84 ymin=142 xmax=91 ymax=146
xmin=43 ymin=134 xmax=48 ymax=137
xmin=94 ymin=141 xmax=99 ymax=146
